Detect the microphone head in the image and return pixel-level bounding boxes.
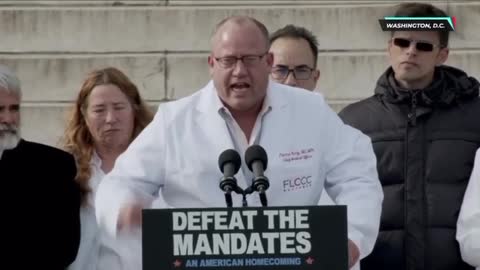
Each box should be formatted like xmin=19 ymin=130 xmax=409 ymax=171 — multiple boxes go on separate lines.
xmin=218 ymin=149 xmax=241 ymax=174
xmin=245 ymin=145 xmax=268 ymax=171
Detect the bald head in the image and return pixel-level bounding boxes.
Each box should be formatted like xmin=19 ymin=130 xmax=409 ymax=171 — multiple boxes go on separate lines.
xmin=211 ymin=16 xmax=270 ymax=51
xmin=207 ymin=16 xmax=273 ymax=114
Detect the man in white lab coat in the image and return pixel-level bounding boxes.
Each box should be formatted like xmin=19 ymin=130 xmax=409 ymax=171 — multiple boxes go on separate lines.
xmin=95 ymin=16 xmax=383 ymax=269
xmin=457 ymin=148 xmax=480 ymax=270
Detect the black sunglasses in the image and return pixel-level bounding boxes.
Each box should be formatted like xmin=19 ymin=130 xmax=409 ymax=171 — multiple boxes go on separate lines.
xmin=392 ymin=37 xmax=440 ymax=52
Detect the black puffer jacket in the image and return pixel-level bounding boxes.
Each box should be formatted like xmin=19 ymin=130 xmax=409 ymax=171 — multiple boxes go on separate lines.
xmin=339 ymin=66 xmax=480 ymax=270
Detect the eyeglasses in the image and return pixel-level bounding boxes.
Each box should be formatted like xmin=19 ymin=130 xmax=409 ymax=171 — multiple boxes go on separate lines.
xmin=271 ymin=66 xmax=315 ymax=80
xmin=214 ymin=53 xmax=268 ymax=69
xmin=392 ymin=37 xmax=441 ymax=52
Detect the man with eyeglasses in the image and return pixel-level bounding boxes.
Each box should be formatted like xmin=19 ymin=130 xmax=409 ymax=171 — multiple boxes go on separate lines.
xmin=269 ymin=24 xmax=337 ymax=206
xmin=269 ymin=25 xmax=320 ymax=91
xmin=96 ymin=16 xmax=383 ymax=270
xmin=339 ymin=3 xmax=480 ymax=270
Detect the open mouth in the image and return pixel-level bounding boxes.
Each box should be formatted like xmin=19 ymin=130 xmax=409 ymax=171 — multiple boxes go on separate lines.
xmin=230 ymin=82 xmax=251 ymax=93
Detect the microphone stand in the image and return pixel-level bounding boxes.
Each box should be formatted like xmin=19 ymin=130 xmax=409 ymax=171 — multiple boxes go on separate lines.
xmin=258 ymin=188 xmax=268 ymax=207
xmin=243 ymin=178 xmax=269 ymax=207
xmin=219 ymin=176 xmax=244 ymax=207
xmin=252 ymin=175 xmax=269 ymax=207
xmin=220 ymin=177 xmax=269 ymax=207
xmin=223 ymin=187 xmax=233 ymax=208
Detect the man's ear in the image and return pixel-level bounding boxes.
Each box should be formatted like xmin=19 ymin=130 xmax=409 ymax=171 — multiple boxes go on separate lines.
xmin=265 ymin=52 xmax=274 ymax=68
xmin=387 ymin=39 xmax=395 ymax=66
xmin=208 ymin=55 xmax=215 ymax=76
xmin=436 ymin=47 xmax=449 ymax=66
xmin=313 ymin=69 xmax=320 ymax=84
xmin=387 ymin=38 xmax=394 ymax=63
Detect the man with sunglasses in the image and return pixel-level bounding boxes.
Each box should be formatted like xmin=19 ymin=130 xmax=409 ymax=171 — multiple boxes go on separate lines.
xmin=339 ymin=3 xmax=480 ymax=270
xmin=269 ymin=24 xmax=320 ymax=91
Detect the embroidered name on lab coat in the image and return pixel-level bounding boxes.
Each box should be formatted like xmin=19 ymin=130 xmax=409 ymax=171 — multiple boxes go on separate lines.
xmin=279 ymin=148 xmax=315 ymax=163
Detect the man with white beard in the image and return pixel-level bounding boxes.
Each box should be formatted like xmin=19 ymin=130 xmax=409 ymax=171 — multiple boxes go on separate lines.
xmin=0 ymin=122 xmax=19 ymax=158
xmin=0 ymin=65 xmax=81 ymax=269
xmin=0 ymin=66 xmax=22 ymax=157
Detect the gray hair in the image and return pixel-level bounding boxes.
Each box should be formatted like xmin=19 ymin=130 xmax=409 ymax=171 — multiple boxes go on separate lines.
xmin=0 ymin=65 xmax=21 ymax=98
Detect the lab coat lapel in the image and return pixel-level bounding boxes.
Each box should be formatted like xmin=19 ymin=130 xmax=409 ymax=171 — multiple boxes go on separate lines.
xmin=258 ymin=82 xmax=289 ymax=161
xmin=194 ymin=82 xmax=251 ymax=195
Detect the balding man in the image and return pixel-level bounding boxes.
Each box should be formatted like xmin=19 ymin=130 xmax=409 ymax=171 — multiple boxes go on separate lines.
xmin=95 ymin=16 xmax=383 ymax=269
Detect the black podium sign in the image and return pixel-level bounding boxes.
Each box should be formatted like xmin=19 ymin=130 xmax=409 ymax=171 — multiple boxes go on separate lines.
xmin=143 ymin=206 xmax=348 ymax=270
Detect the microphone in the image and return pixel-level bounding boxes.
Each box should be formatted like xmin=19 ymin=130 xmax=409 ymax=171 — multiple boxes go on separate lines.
xmin=218 ymin=149 xmax=242 ymax=207
xmin=245 ymin=145 xmax=269 ymax=206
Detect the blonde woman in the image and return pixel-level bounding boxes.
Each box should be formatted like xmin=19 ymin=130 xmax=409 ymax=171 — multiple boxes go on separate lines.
xmin=63 ymin=67 xmax=153 ymax=270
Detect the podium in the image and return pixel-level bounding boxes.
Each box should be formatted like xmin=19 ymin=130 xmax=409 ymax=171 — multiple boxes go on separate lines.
xmin=143 ymin=206 xmax=348 ymax=270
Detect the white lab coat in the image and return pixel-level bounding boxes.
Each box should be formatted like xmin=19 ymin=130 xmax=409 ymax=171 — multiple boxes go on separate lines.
xmin=457 ymin=148 xmax=480 ymax=270
xmin=95 ymin=80 xmax=383 ymax=268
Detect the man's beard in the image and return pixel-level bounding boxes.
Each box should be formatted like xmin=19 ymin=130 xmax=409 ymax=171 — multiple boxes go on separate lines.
xmin=0 ymin=123 xmax=21 ymax=151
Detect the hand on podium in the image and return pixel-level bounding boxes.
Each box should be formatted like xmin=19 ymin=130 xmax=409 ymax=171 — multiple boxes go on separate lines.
xmin=348 ymin=239 xmax=360 ymax=269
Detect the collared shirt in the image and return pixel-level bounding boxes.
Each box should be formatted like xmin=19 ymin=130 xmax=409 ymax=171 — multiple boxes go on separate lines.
xmin=215 ymin=89 xmax=272 ymax=188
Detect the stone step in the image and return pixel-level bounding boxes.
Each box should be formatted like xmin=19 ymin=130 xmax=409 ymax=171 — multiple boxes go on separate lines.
xmin=0 ymin=54 xmax=167 ymax=101
xmin=3 ymin=50 xmax=479 ymax=102
xmin=0 ymin=1 xmax=466 ymax=7
xmin=20 ymin=104 xmax=71 ymax=147
xmin=0 ymin=1 xmax=167 ymax=6
xmin=167 ymin=1 xmax=472 ymax=7
xmin=0 ymin=3 xmax=478 ymax=52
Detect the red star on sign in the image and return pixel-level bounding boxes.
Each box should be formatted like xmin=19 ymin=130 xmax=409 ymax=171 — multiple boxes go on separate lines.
xmin=306 ymin=257 xmax=315 ymax=265
xmin=173 ymin=259 xmax=182 ymax=268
